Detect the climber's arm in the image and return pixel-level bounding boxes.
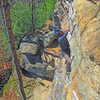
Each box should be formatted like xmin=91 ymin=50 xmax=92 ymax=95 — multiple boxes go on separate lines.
xmin=65 ymin=26 xmax=70 ymax=34
xmin=58 ymin=28 xmax=70 ymax=42
xmin=58 ymin=32 xmax=66 ymax=42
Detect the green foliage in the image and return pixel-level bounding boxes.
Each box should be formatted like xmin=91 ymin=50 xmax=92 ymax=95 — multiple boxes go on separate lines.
xmin=45 ymin=0 xmax=56 ymax=18
xmin=10 ymin=2 xmax=32 ymax=47
xmin=3 ymin=71 xmax=17 ymax=95
xmin=1 ymin=32 xmax=9 ymax=50
xmin=3 ymin=67 xmax=38 ymax=96
xmin=35 ymin=0 xmax=56 ymax=28
xmin=10 ymin=0 xmax=56 ymax=47
xmin=1 ymin=32 xmax=11 ymax=57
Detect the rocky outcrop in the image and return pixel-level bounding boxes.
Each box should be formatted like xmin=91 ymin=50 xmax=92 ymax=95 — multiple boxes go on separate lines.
xmin=47 ymin=58 xmax=67 ymax=100
xmin=19 ymin=31 xmax=56 ymax=81
xmin=31 ymin=79 xmax=52 ymax=100
xmin=42 ymin=0 xmax=100 ymax=100
xmin=64 ymin=0 xmax=100 ymax=100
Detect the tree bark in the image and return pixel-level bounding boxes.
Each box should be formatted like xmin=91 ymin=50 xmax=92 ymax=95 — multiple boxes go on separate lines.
xmin=32 ymin=0 xmax=35 ymax=33
xmin=43 ymin=0 xmax=47 ymax=12
xmin=0 ymin=0 xmax=26 ymax=100
xmin=29 ymin=0 xmax=31 ymax=7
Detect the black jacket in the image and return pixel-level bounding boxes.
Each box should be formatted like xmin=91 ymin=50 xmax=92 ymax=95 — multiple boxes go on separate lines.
xmin=58 ymin=32 xmax=70 ymax=57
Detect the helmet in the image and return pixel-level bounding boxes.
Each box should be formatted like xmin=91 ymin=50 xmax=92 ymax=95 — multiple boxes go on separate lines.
xmin=54 ymin=30 xmax=60 ymax=36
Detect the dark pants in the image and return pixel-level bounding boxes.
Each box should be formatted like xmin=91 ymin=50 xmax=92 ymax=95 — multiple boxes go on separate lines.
xmin=61 ymin=51 xmax=71 ymax=72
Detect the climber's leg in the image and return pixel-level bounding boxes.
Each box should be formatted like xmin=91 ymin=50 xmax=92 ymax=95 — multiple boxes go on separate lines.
xmin=64 ymin=54 xmax=71 ymax=75
xmin=65 ymin=61 xmax=71 ymax=75
xmin=64 ymin=54 xmax=71 ymax=63
xmin=61 ymin=51 xmax=71 ymax=74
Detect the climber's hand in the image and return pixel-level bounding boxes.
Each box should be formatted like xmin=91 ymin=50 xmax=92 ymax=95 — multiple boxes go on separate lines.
xmin=65 ymin=26 xmax=70 ymax=34
xmin=64 ymin=54 xmax=71 ymax=63
xmin=68 ymin=26 xmax=70 ymax=32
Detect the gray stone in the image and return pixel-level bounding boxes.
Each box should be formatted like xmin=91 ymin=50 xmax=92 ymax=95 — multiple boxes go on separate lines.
xmin=41 ymin=31 xmax=55 ymax=48
xmin=53 ymin=12 xmax=61 ymax=29
xmin=20 ymin=34 xmax=39 ymax=54
xmin=21 ymin=62 xmax=55 ymax=81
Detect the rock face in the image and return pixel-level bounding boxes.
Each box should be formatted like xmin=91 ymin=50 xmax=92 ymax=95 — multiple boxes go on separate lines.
xmin=64 ymin=0 xmax=100 ymax=100
xmin=44 ymin=0 xmax=100 ymax=100
xmin=31 ymin=79 xmax=52 ymax=100
xmin=17 ymin=0 xmax=100 ymax=100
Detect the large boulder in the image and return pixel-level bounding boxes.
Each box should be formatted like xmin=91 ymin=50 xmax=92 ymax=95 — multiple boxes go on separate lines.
xmin=19 ymin=33 xmax=56 ymax=81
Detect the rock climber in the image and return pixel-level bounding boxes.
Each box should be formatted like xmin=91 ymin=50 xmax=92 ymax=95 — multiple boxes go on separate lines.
xmin=54 ymin=26 xmax=71 ymax=75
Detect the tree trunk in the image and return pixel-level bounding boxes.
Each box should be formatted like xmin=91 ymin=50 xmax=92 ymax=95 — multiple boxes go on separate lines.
xmin=32 ymin=0 xmax=35 ymax=33
xmin=0 ymin=0 xmax=26 ymax=100
xmin=43 ymin=0 xmax=47 ymax=12
xmin=29 ymin=0 xmax=31 ymax=7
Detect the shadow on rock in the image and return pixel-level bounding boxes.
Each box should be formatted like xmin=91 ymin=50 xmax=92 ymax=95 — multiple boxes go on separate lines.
xmin=21 ymin=66 xmax=54 ymax=82
xmin=23 ymin=53 xmax=42 ymax=64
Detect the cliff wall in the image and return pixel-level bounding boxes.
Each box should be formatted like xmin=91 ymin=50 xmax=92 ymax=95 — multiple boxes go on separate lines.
xmin=66 ymin=0 xmax=100 ymax=99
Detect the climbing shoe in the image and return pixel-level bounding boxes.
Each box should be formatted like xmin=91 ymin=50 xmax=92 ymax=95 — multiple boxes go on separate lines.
xmin=66 ymin=71 xmax=70 ymax=75
xmin=65 ymin=74 xmax=70 ymax=84
xmin=66 ymin=67 xmax=71 ymax=76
